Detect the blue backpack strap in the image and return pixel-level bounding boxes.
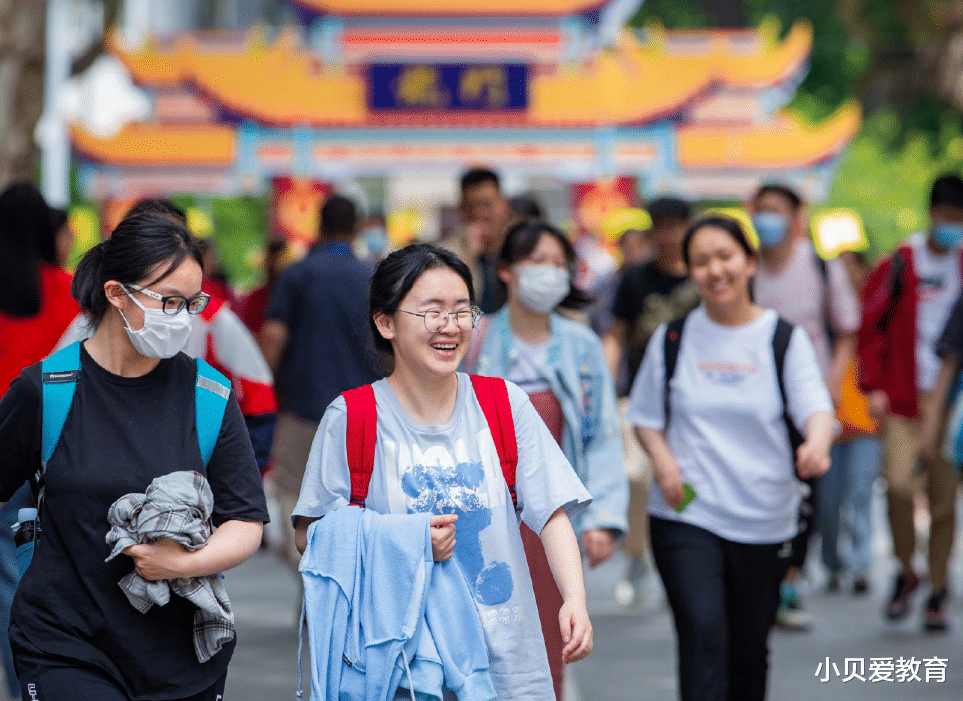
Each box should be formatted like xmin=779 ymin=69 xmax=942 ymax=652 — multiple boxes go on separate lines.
xmin=194 ymin=358 xmax=230 ymax=466
xmin=41 ymin=341 xmax=82 ymax=467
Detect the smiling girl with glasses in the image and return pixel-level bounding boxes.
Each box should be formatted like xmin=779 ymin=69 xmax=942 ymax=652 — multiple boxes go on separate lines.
xmin=294 ymin=243 xmax=594 ymax=700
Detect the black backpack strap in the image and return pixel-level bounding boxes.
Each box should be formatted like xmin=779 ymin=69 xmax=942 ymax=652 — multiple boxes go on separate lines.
xmin=878 ymin=248 xmax=906 ymax=334
xmin=662 ymin=314 xmax=689 ymax=427
xmin=772 ymin=316 xmax=806 ymax=455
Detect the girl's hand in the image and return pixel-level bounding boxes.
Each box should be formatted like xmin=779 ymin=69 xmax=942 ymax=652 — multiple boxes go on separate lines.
xmin=867 ymin=390 xmax=889 ymax=423
xmin=654 ymin=462 xmax=685 ymax=510
xmin=430 ymin=514 xmax=458 ymax=561
xmin=558 ymin=598 xmax=593 ymax=663
xmin=795 ymin=441 xmax=831 ymax=479
xmin=124 ymin=537 xmax=192 ymax=581
xmin=581 ymin=529 xmax=614 ymax=568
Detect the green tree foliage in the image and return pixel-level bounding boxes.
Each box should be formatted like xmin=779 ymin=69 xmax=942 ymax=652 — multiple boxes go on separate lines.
xmin=631 ymin=0 xmax=963 ymax=256
xmin=172 ymin=196 xmax=269 ymax=290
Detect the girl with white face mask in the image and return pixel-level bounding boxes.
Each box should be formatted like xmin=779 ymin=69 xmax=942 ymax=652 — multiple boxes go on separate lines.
xmin=0 ymin=213 xmax=269 ymax=700
xmin=464 ymin=221 xmax=628 ymax=700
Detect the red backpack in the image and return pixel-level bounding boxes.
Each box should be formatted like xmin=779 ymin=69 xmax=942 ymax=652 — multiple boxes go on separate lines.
xmin=341 ymin=376 xmax=519 ymax=508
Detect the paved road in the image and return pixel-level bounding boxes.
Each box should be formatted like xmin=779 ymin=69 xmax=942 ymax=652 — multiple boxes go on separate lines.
xmin=224 ymin=485 xmax=963 ymax=700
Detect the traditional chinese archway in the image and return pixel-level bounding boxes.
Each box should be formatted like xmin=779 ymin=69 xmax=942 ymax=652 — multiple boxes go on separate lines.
xmin=70 ymin=0 xmax=860 ymax=248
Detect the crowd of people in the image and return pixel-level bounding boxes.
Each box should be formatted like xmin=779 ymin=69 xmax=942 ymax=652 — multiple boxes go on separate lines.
xmin=0 ymin=168 xmax=962 ymax=700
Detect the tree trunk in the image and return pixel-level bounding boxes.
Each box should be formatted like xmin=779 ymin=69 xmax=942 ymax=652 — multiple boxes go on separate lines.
xmin=0 ymin=0 xmax=47 ymax=187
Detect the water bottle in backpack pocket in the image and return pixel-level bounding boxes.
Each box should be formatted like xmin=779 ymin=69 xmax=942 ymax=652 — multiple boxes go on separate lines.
xmin=12 ymin=507 xmax=40 ymax=578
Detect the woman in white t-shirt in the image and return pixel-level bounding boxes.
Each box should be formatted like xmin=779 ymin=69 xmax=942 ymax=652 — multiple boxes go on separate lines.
xmin=293 ymin=244 xmax=593 ymax=700
xmin=627 ymin=215 xmax=833 ymax=701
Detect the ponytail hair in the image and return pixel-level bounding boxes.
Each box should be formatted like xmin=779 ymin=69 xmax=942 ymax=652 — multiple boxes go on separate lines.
xmin=72 ymin=213 xmax=204 ymax=328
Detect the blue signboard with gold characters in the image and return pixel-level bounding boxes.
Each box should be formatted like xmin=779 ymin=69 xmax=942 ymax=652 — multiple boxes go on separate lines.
xmin=369 ymin=63 xmax=528 ymax=111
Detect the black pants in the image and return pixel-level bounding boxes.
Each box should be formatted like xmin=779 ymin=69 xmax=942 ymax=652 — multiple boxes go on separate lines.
xmin=14 ymin=645 xmax=228 ymax=701
xmin=788 ymin=477 xmax=816 ymax=570
xmin=650 ymin=517 xmax=791 ymax=701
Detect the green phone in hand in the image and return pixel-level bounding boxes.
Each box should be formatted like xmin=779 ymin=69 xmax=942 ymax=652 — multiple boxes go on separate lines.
xmin=674 ymin=483 xmax=697 ymax=513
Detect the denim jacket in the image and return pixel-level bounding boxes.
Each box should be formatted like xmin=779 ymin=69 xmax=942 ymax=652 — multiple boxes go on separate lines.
xmin=466 ymin=308 xmax=628 ymax=537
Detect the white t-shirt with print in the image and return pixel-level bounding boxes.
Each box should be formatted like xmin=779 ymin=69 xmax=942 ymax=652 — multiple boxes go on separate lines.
xmin=293 ymin=373 xmax=592 ymax=701
xmin=626 ymin=307 xmax=832 ymax=543
xmin=911 ymin=232 xmax=962 ymax=391
xmin=753 ymin=238 xmax=860 ymax=380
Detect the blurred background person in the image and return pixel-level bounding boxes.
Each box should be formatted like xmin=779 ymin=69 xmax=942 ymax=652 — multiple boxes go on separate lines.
xmin=748 ymin=182 xmax=861 ymax=630
xmin=629 ymin=214 xmax=833 ymax=701
xmin=238 ymin=238 xmax=288 ymax=336
xmin=196 ymin=238 xmax=239 ymax=309
xmin=509 ymin=192 xmax=546 ymax=221
xmin=456 ymin=168 xmax=514 ymax=313
xmin=588 ymin=227 xmax=652 ymax=351
xmin=47 ymin=207 xmax=75 ymax=270
xmin=815 ymin=249 xmax=882 ymax=598
xmin=859 ymin=173 xmax=963 ymax=631
xmin=0 ymin=183 xmax=80 ymax=393
xmin=464 ymin=220 xmax=628 ymax=700
xmin=260 ymin=194 xmax=383 ymax=572
xmin=0 ymin=181 xmax=79 ymax=700
xmin=602 ymin=197 xmax=697 ymax=606
xmin=356 ymin=210 xmax=390 ymax=267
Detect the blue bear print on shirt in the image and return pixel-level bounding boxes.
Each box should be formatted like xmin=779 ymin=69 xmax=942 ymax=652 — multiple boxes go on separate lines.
xmin=401 ymin=460 xmax=514 ymax=606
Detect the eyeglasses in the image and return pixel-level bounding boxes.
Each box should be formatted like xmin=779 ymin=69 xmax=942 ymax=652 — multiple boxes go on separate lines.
xmin=126 ymin=283 xmax=211 ymax=315
xmin=398 ymin=306 xmax=482 ymax=332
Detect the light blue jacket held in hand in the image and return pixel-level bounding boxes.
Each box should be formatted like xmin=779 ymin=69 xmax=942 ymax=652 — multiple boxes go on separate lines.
xmin=298 ymin=507 xmax=497 ymax=701
xmin=466 ymin=308 xmax=629 ymax=537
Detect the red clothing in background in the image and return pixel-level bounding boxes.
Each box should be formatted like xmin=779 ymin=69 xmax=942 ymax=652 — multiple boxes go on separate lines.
xmin=0 ymin=264 xmax=79 ymax=396
xmin=238 ymin=286 xmax=269 ymax=335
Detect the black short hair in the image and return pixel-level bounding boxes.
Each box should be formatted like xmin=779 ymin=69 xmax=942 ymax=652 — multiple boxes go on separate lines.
xmin=71 ymin=213 xmax=204 ymax=328
xmin=509 ymin=194 xmax=544 ymax=220
xmin=646 ymin=197 xmax=691 ymax=224
xmin=497 ymin=220 xmax=593 ymax=310
xmin=930 ymin=174 xmax=963 ymax=209
xmin=320 ymin=194 xmax=357 ymax=238
xmin=460 ymin=168 xmax=501 ymax=193
xmin=368 ymin=243 xmax=475 ymax=355
xmin=753 ymin=184 xmax=803 ymax=211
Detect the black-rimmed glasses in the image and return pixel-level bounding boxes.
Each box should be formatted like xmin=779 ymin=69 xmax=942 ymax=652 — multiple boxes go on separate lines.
xmin=126 ymin=283 xmax=211 ymax=315
xmin=398 ymin=306 xmax=482 ymax=332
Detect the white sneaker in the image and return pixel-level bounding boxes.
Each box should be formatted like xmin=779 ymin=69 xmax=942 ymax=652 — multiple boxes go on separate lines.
xmin=614 ymin=579 xmax=636 ymax=607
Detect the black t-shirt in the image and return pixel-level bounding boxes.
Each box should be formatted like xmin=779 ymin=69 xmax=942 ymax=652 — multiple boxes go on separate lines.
xmin=0 ymin=344 xmax=269 ymax=700
xmin=938 ymin=292 xmax=963 ymax=359
xmin=611 ymin=261 xmax=699 ymax=391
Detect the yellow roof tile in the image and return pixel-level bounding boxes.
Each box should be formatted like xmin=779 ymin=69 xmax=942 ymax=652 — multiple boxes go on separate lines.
xmin=677 ymin=102 xmax=862 ymax=169
xmin=70 ymin=123 xmax=236 ymax=165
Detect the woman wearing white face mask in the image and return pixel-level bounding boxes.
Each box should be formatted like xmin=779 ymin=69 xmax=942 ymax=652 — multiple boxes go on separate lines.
xmin=0 ymin=213 xmax=269 ymax=700
xmin=463 ymin=220 xmax=628 ymax=700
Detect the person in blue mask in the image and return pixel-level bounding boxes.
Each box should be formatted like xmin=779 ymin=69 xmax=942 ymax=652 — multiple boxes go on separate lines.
xmin=748 ymin=184 xmax=863 ymax=630
xmin=859 ymin=173 xmax=963 ymax=632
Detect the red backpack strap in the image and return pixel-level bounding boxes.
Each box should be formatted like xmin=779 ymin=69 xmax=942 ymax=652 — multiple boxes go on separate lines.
xmin=470 ymin=375 xmax=519 ymax=508
xmin=341 ymin=384 xmax=377 ymax=507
